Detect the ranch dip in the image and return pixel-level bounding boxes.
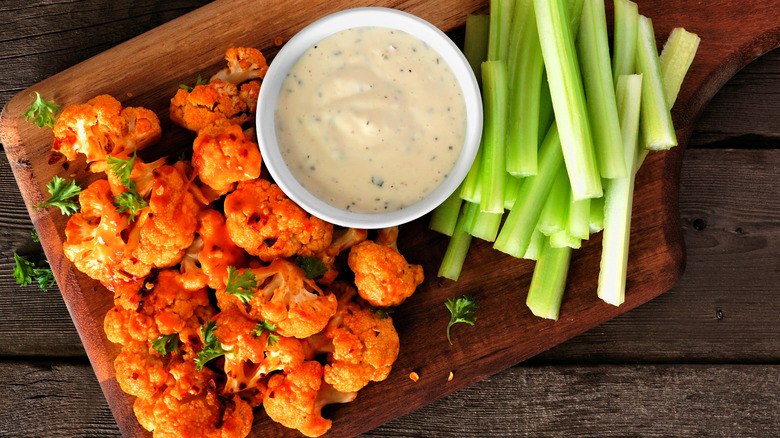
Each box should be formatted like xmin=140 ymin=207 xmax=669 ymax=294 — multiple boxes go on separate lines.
xmin=275 ymin=26 xmax=466 ymax=213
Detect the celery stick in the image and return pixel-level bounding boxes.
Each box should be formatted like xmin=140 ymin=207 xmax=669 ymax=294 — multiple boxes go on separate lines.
xmin=460 ymin=201 xmax=481 ymax=235
xmin=469 ymin=210 xmax=503 ymax=242
xmin=612 ymin=0 xmax=638 ymax=83
xmin=538 ymin=75 xmax=555 ymax=140
xmin=479 ymin=60 xmax=509 ymax=214
xmin=549 ymin=229 xmax=582 ymax=249
xmin=577 ymin=0 xmax=626 ymax=179
xmin=527 ymin=237 xmax=572 ymax=320
xmin=464 ymin=14 xmax=491 ymax=86
xmin=494 ymin=123 xmax=563 ymax=257
xmin=506 ymin=0 xmax=543 ymax=176
xmin=460 ymin=143 xmax=483 ymax=203
xmin=637 ymin=15 xmax=677 ymax=150
xmin=597 ymin=74 xmax=643 ymax=306
xmin=504 ymin=175 xmax=523 ymax=210
xmin=487 ymin=0 xmax=515 ymax=61
xmin=523 ymin=228 xmax=546 ymax=260
xmin=658 ymin=27 xmax=700 ymax=108
xmin=568 ymin=195 xmax=591 ymax=240
xmin=538 ymin=164 xmax=570 ymax=236
xmin=438 ymin=204 xmax=474 ymax=281
xmin=429 ymin=187 xmax=463 ymax=236
xmin=535 ymin=0 xmax=602 ymax=200
xmin=589 ymin=195 xmax=605 ymax=233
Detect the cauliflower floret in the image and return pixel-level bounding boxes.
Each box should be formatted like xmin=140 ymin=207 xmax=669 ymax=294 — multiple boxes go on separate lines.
xmin=211 ymin=309 xmax=305 ymax=395
xmin=52 ymin=94 xmax=161 ymax=164
xmin=239 ymin=80 xmax=261 ymax=114
xmin=263 ymin=361 xmax=356 ymax=438
xmin=192 ymin=119 xmax=263 ymax=194
xmin=170 ymin=80 xmax=250 ymax=132
xmin=216 ymin=259 xmax=337 ymax=339
xmin=131 ymin=165 xmax=200 ymax=268
xmin=348 ymin=240 xmax=424 ymax=307
xmin=209 ymin=47 xmax=268 ymax=85
xmin=197 ymin=210 xmax=249 ymax=290
xmin=114 ymin=341 xmax=168 ymax=398
xmin=179 ymin=236 xmax=208 ymax=291
xmin=314 ymin=228 xmax=368 ymax=285
xmin=309 ymin=282 xmax=400 ymax=392
xmin=63 ymin=179 xmax=129 ymax=284
xmin=224 ymin=179 xmax=332 ymax=261
xmin=93 ymin=154 xmax=167 ymax=200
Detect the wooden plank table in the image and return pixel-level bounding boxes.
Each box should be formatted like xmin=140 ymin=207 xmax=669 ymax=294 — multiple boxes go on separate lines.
xmin=0 ymin=1 xmax=778 ymax=436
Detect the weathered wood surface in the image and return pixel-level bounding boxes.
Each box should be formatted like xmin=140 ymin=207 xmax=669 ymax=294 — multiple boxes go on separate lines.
xmin=0 ymin=0 xmax=778 ymax=437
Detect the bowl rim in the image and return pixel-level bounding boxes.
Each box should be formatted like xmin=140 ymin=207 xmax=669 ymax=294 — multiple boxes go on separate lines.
xmin=256 ymin=6 xmax=482 ymax=229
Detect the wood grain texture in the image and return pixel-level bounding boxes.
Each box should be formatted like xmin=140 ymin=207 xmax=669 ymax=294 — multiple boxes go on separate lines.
xmin=0 ymin=0 xmax=776 ymax=436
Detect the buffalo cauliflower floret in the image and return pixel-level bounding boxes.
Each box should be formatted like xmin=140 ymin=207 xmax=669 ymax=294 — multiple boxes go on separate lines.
xmin=348 ymin=240 xmax=424 ymax=307
xmin=197 ymin=209 xmax=249 ymax=290
xmin=211 ymin=309 xmax=305 ymax=395
xmin=63 ymin=179 xmax=130 ymax=284
xmin=314 ymin=228 xmax=368 ymax=285
xmin=224 ymin=179 xmax=332 ymax=261
xmin=170 ymin=79 xmax=250 ymax=132
xmin=131 ymin=165 xmax=200 ymax=268
xmin=308 ymin=282 xmax=400 ymax=392
xmin=216 ymin=259 xmax=337 ymax=339
xmin=52 ymin=94 xmax=161 ymax=164
xmin=209 ymin=47 xmax=268 ymax=85
xmin=263 ymin=361 xmax=356 ymax=438
xmin=192 ymin=118 xmax=263 ymax=194
xmin=239 ymin=80 xmax=261 ymax=114
xmin=114 ymin=341 xmax=168 ymax=398
xmin=93 ymin=154 xmax=167 ymax=200
xmin=179 ymin=236 xmax=209 ymax=291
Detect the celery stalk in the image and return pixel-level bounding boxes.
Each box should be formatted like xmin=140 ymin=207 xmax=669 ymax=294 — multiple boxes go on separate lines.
xmin=589 ymin=195 xmax=605 ymax=233
xmin=523 ymin=228 xmax=546 ymax=260
xmin=538 ymin=75 xmax=555 ymax=140
xmin=479 ymin=60 xmax=509 ymax=213
xmin=597 ymin=74 xmax=643 ymax=306
xmin=464 ymin=14 xmax=491 ymax=87
xmin=549 ymin=229 xmax=582 ymax=249
xmin=612 ymin=0 xmax=638 ymax=83
xmin=577 ymin=0 xmax=626 ymax=179
xmin=438 ymin=204 xmax=474 ymax=281
xmin=537 ymin=164 xmax=570 ymax=236
xmin=504 ymin=175 xmax=523 ymax=210
xmin=460 ymin=146 xmax=483 ymax=203
xmin=535 ymin=0 xmax=602 ymax=200
xmin=429 ymin=187 xmax=463 ymax=236
xmin=526 ymin=237 xmax=572 ymax=320
xmin=487 ymin=0 xmax=516 ymax=61
xmin=506 ymin=0 xmax=543 ymax=176
xmin=637 ymin=15 xmax=677 ymax=150
xmin=658 ymin=27 xmax=700 ymax=108
xmin=567 ymin=195 xmax=591 ymax=240
xmin=469 ymin=210 xmax=503 ymax=242
xmin=494 ymin=123 xmax=563 ymax=257
xmin=460 ymin=201 xmax=480 ymax=235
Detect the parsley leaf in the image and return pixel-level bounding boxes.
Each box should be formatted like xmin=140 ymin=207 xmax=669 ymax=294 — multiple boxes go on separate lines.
xmin=445 ymin=295 xmax=479 ymax=345
xmin=31 ymin=229 xmax=39 ymax=243
xmin=13 ymin=253 xmax=55 ymax=292
xmin=294 ymin=256 xmax=328 ymax=279
xmin=108 ymin=150 xmax=136 ymax=188
xmin=22 ymin=92 xmax=60 ymax=128
xmin=370 ymin=307 xmax=394 ymax=319
xmin=252 ymin=320 xmax=279 ymax=347
xmin=223 ymin=266 xmax=257 ymax=302
xmin=195 ymin=321 xmax=229 ymax=370
xmin=152 ymin=333 xmax=179 ymax=355
xmin=34 ymin=176 xmax=81 ymax=216
xmin=108 ymin=150 xmax=147 ymax=221
xmin=179 ymin=74 xmax=207 ymax=92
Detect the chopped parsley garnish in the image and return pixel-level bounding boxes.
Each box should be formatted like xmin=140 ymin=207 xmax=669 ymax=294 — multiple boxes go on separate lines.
xmin=151 ymin=333 xmax=179 ymax=355
xmin=31 ymin=229 xmax=39 ymax=243
xmin=445 ymin=295 xmax=479 ymax=345
xmin=108 ymin=150 xmax=147 ymax=221
xmin=13 ymin=253 xmax=55 ymax=292
xmin=195 ymin=321 xmax=228 ymax=370
xmin=370 ymin=307 xmax=394 ymax=319
xmin=23 ymin=92 xmax=60 ymax=128
xmin=294 ymin=256 xmax=328 ymax=279
xmin=179 ymin=74 xmax=207 ymax=92
xmin=223 ymin=266 xmax=257 ymax=302
xmin=252 ymin=320 xmax=279 ymax=347
xmin=34 ymin=176 xmax=81 ymax=216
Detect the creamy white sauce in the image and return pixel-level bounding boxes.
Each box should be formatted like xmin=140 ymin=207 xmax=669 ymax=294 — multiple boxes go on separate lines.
xmin=275 ymin=26 xmax=466 ymax=213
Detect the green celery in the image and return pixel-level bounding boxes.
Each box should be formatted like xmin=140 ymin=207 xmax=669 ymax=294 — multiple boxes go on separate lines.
xmin=637 ymin=15 xmax=677 ymax=150
xmin=464 ymin=14 xmax=491 ymax=87
xmin=523 ymin=228 xmax=546 ymax=260
xmin=460 ymin=143 xmax=483 ymax=203
xmin=430 ymin=187 xmax=464 ymax=236
xmin=577 ymin=0 xmax=626 ymax=179
xmin=526 ymin=237 xmax=572 ymax=319
xmin=487 ymin=0 xmax=516 ymax=61
xmin=535 ymin=0 xmax=602 ymax=200
xmin=658 ymin=27 xmax=700 ymax=108
xmin=612 ymin=0 xmax=639 ymax=83
xmin=494 ymin=123 xmax=563 ymax=257
xmin=597 ymin=74 xmax=643 ymax=306
xmin=538 ymin=75 xmax=555 ymax=140
xmin=504 ymin=175 xmax=523 ymax=210
xmin=469 ymin=210 xmax=503 ymax=242
xmin=567 ymin=195 xmax=591 ymax=240
xmin=549 ymin=229 xmax=582 ymax=249
xmin=461 ymin=201 xmax=480 ymax=235
xmin=506 ymin=0 xmax=543 ymax=176
xmin=589 ymin=195 xmax=605 ymax=233
xmin=438 ymin=204 xmax=474 ymax=281
xmin=479 ymin=60 xmax=509 ymax=214
xmin=537 ymin=163 xmax=570 ymax=236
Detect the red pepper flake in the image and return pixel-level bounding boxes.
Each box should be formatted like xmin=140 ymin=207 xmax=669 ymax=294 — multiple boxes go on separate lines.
xmin=274 ymin=36 xmax=284 ymax=46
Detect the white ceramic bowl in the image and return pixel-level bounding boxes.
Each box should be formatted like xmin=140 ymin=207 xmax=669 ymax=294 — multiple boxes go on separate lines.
xmin=256 ymin=7 xmax=482 ymax=229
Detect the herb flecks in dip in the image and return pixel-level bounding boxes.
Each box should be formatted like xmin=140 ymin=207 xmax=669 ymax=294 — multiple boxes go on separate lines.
xmin=275 ymin=26 xmax=466 ymax=213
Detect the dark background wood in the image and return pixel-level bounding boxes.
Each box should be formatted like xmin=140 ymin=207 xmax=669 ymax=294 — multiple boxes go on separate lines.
xmin=0 ymin=1 xmax=778 ymax=437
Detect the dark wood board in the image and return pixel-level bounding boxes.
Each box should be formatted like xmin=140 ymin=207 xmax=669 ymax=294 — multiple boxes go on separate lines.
xmin=0 ymin=1 xmax=778 ymax=437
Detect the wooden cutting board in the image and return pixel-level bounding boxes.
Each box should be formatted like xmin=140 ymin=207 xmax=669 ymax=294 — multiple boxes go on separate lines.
xmin=0 ymin=0 xmax=778 ymax=436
